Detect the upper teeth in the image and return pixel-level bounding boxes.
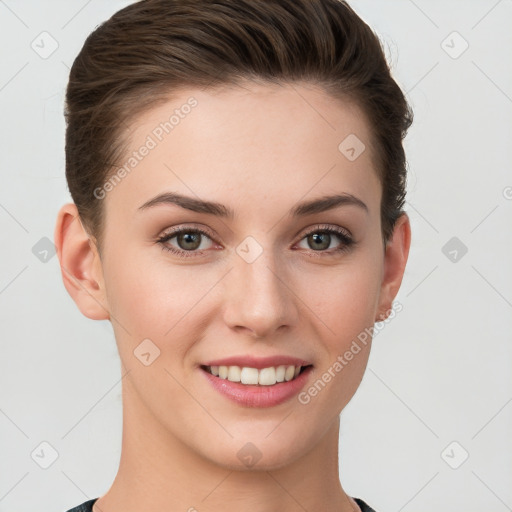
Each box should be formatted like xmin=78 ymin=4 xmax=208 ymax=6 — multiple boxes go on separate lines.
xmin=207 ymin=365 xmax=303 ymax=386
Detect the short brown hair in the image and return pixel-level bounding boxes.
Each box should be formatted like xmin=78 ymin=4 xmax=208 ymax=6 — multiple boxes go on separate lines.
xmin=65 ymin=0 xmax=413 ymax=254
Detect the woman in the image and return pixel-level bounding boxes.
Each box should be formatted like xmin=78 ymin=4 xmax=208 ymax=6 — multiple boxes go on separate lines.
xmin=55 ymin=0 xmax=413 ymax=510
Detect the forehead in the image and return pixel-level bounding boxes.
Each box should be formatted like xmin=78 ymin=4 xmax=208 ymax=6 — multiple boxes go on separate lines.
xmin=105 ymin=81 xmax=381 ymax=221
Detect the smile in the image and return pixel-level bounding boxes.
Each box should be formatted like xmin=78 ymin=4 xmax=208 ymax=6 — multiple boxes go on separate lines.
xmin=201 ymin=364 xmax=312 ymax=386
xmin=199 ymin=363 xmax=314 ymax=408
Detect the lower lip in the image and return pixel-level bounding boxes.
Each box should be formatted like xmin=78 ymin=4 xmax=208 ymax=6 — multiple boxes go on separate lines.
xmin=200 ymin=366 xmax=313 ymax=408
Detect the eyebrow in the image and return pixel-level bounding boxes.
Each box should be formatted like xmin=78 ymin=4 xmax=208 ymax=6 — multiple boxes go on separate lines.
xmin=137 ymin=191 xmax=368 ymax=218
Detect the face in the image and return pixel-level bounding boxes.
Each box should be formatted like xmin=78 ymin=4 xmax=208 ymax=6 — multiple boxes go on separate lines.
xmin=87 ymin=81 xmax=397 ymax=469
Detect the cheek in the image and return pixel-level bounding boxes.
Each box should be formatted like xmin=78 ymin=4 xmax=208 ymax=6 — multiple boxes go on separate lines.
xmin=292 ymin=253 xmax=381 ymax=408
xmin=102 ymin=249 xmax=217 ymax=360
xmin=297 ymin=255 xmax=382 ymax=346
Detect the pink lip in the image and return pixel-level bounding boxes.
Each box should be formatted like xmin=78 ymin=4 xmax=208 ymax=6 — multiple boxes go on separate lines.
xmin=199 ymin=365 xmax=314 ymax=408
xmin=201 ymin=355 xmax=312 ymax=369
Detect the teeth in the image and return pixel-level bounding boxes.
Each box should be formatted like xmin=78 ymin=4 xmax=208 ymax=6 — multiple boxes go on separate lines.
xmin=228 ymin=365 xmax=241 ymax=382
xmin=241 ymin=367 xmax=259 ymax=385
xmin=275 ymin=365 xmax=286 ymax=382
xmin=284 ymin=365 xmax=295 ymax=381
xmin=258 ymin=367 xmax=275 ymax=386
xmin=206 ymin=364 xmax=305 ymax=386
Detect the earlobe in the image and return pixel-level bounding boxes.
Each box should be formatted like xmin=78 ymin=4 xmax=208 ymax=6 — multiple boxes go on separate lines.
xmin=54 ymin=203 xmax=110 ymax=321
xmin=375 ymin=213 xmax=411 ymax=322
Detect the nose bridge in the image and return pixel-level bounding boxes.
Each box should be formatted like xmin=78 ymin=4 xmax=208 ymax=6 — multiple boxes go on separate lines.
xmin=223 ymin=238 xmax=295 ymax=337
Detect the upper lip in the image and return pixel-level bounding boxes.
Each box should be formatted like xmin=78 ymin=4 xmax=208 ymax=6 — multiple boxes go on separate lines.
xmin=201 ymin=355 xmax=313 ymax=369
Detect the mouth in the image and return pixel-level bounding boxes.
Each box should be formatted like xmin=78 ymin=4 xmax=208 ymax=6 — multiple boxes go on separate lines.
xmin=200 ymin=364 xmax=313 ymax=386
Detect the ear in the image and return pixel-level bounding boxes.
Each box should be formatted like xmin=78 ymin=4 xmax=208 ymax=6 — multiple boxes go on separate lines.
xmin=375 ymin=212 xmax=411 ymax=321
xmin=54 ymin=203 xmax=110 ymax=321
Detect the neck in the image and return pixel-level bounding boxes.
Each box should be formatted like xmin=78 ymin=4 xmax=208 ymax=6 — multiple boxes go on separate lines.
xmin=94 ymin=377 xmax=360 ymax=512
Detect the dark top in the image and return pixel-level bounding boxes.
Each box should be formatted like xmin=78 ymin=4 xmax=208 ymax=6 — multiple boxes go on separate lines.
xmin=65 ymin=496 xmax=377 ymax=511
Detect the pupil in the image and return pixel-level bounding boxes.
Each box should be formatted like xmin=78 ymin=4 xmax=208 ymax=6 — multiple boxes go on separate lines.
xmin=179 ymin=232 xmax=201 ymax=250
xmin=310 ymin=233 xmax=330 ymax=250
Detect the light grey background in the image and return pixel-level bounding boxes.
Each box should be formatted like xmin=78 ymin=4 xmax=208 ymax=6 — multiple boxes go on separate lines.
xmin=1 ymin=1 xmax=511 ymax=511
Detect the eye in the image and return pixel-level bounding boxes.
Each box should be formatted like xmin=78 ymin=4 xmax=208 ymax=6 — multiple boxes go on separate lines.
xmin=156 ymin=226 xmax=216 ymax=257
xmin=156 ymin=224 xmax=356 ymax=259
xmin=295 ymin=224 xmax=355 ymax=255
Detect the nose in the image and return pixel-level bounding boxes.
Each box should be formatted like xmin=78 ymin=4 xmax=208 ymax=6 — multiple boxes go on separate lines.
xmin=222 ymin=249 xmax=298 ymax=339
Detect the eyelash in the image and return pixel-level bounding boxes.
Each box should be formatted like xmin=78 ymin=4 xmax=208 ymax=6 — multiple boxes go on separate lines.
xmin=156 ymin=224 xmax=355 ymax=259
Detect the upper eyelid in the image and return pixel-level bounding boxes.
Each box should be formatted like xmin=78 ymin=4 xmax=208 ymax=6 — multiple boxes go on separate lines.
xmin=302 ymin=224 xmax=351 ymax=236
xmin=158 ymin=223 xmax=215 ymax=238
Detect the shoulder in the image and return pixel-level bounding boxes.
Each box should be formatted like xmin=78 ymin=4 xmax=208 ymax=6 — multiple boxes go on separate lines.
xmin=65 ymin=497 xmax=376 ymax=512
xmin=353 ymin=497 xmax=378 ymax=512
xmin=64 ymin=498 xmax=98 ymax=512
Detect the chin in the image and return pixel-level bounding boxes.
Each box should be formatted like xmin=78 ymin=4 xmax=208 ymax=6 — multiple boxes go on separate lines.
xmin=197 ymin=431 xmax=315 ymax=472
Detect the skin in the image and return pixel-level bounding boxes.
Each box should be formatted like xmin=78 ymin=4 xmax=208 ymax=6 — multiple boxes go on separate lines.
xmin=55 ymin=81 xmax=411 ymax=512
